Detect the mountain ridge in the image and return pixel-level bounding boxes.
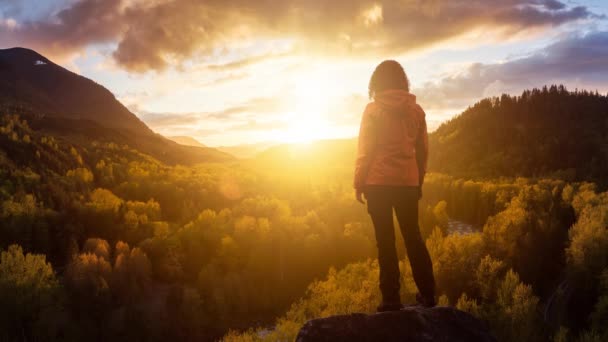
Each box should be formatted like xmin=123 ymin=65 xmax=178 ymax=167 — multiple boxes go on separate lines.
xmin=428 ymin=85 xmax=608 ymax=186
xmin=0 ymin=47 xmax=150 ymax=133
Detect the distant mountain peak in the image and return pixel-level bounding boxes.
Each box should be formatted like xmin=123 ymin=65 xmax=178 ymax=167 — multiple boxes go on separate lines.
xmin=0 ymin=47 xmax=51 ymax=66
xmin=1 ymin=46 xmax=46 ymax=56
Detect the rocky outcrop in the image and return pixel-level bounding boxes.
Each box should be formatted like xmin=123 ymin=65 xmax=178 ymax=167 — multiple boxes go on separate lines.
xmin=296 ymin=306 xmax=496 ymax=342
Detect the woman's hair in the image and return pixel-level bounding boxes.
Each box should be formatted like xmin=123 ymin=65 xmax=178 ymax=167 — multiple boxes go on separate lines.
xmin=368 ymin=60 xmax=410 ymax=99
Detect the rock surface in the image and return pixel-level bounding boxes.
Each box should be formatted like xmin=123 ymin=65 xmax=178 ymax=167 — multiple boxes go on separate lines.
xmin=296 ymin=306 xmax=496 ymax=342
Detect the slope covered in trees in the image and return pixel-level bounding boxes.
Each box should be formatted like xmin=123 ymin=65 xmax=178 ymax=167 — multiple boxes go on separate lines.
xmin=0 ymin=47 xmax=149 ymax=133
xmin=429 ymin=86 xmax=608 ymax=186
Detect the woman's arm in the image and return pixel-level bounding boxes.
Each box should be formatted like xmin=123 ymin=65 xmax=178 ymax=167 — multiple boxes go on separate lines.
xmin=415 ymin=106 xmax=428 ymax=190
xmin=354 ymin=104 xmax=378 ymax=194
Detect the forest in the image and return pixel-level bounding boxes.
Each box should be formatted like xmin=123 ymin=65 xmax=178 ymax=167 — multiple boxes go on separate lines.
xmin=0 ymin=87 xmax=607 ymax=341
xmin=429 ymin=85 xmax=608 ymax=187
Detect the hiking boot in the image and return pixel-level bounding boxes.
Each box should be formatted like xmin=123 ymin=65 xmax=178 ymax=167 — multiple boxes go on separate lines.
xmin=376 ymin=301 xmax=403 ymax=312
xmin=416 ymin=293 xmax=436 ymax=308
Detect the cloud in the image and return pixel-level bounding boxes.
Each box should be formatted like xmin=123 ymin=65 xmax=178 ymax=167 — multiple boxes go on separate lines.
xmin=137 ymin=96 xmax=283 ymax=130
xmin=541 ymin=0 xmax=567 ymax=11
xmin=0 ymin=0 xmax=595 ymax=72
xmin=208 ymin=97 xmax=283 ymax=119
xmin=205 ymin=51 xmax=292 ymax=71
xmin=0 ymin=0 xmax=124 ymax=54
xmin=0 ymin=17 xmax=17 ymax=30
xmin=105 ymin=0 xmax=599 ymax=71
xmin=416 ymin=31 xmax=608 ymax=112
xmin=227 ymin=119 xmax=288 ymax=132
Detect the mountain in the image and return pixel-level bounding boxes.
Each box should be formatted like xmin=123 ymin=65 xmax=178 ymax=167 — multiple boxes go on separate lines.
xmin=0 ymin=47 xmax=149 ymax=133
xmin=167 ymin=136 xmax=277 ymax=159
xmin=217 ymin=141 xmax=277 ymax=159
xmin=168 ymin=136 xmax=206 ymax=147
xmin=428 ymin=85 xmax=608 ymax=186
xmin=0 ymin=47 xmax=233 ymax=164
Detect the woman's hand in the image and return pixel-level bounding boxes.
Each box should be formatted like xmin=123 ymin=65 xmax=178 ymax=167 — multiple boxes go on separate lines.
xmin=356 ymin=189 xmax=366 ymax=204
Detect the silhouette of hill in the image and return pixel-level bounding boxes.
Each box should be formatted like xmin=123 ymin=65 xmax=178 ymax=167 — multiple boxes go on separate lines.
xmin=0 ymin=47 xmax=233 ymax=164
xmin=0 ymin=47 xmax=148 ymax=132
xmin=217 ymin=141 xmax=277 ymax=159
xmin=428 ymin=85 xmax=608 ymax=186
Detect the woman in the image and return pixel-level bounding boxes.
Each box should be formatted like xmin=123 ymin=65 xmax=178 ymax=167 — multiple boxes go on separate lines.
xmin=354 ymin=60 xmax=436 ymax=312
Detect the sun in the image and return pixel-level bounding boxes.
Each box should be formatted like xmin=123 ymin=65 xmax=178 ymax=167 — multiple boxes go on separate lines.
xmin=276 ymin=70 xmax=336 ymax=144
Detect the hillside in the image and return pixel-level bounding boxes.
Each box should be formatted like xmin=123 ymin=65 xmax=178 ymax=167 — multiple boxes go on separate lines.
xmin=428 ymin=85 xmax=608 ymax=185
xmin=0 ymin=47 xmax=149 ymax=133
xmin=0 ymin=47 xmax=233 ymax=164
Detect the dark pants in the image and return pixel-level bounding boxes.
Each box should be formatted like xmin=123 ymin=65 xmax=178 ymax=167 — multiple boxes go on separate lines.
xmin=365 ymin=185 xmax=435 ymax=303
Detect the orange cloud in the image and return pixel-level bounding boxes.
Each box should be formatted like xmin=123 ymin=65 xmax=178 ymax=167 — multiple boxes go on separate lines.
xmin=0 ymin=0 xmax=596 ymax=72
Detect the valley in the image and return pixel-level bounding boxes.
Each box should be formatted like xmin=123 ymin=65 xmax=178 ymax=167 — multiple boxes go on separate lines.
xmin=0 ymin=49 xmax=607 ymax=342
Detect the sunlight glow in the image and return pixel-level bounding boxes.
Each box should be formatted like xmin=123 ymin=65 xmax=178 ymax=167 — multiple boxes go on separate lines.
xmin=362 ymin=4 xmax=383 ymax=27
xmin=277 ymin=72 xmax=338 ymax=143
xmin=273 ymin=70 xmax=339 ymax=143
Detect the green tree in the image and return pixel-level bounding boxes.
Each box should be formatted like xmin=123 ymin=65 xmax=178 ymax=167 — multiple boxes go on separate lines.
xmin=0 ymin=245 xmax=64 ymax=340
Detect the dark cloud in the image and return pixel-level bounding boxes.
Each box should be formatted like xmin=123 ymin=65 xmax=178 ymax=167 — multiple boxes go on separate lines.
xmin=416 ymin=31 xmax=608 ymax=111
xmin=0 ymin=0 xmax=124 ymax=54
xmin=542 ymin=0 xmax=567 ymax=11
xmin=0 ymin=0 xmax=595 ymax=71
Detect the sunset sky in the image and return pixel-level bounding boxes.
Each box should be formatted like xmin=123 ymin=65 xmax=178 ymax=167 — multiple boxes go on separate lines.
xmin=1 ymin=0 xmax=607 ymax=146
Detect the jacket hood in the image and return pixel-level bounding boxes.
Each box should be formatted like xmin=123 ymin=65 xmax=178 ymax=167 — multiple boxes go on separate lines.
xmin=374 ymin=89 xmax=418 ymax=112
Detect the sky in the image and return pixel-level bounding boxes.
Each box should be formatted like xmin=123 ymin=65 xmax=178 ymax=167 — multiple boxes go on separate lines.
xmin=1 ymin=0 xmax=607 ymax=146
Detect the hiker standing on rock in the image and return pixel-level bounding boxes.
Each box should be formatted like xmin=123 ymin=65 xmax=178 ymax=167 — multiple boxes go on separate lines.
xmin=354 ymin=60 xmax=436 ymax=312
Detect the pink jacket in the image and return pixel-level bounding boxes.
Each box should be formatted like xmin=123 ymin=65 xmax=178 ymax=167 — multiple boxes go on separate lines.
xmin=354 ymin=89 xmax=428 ymax=190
